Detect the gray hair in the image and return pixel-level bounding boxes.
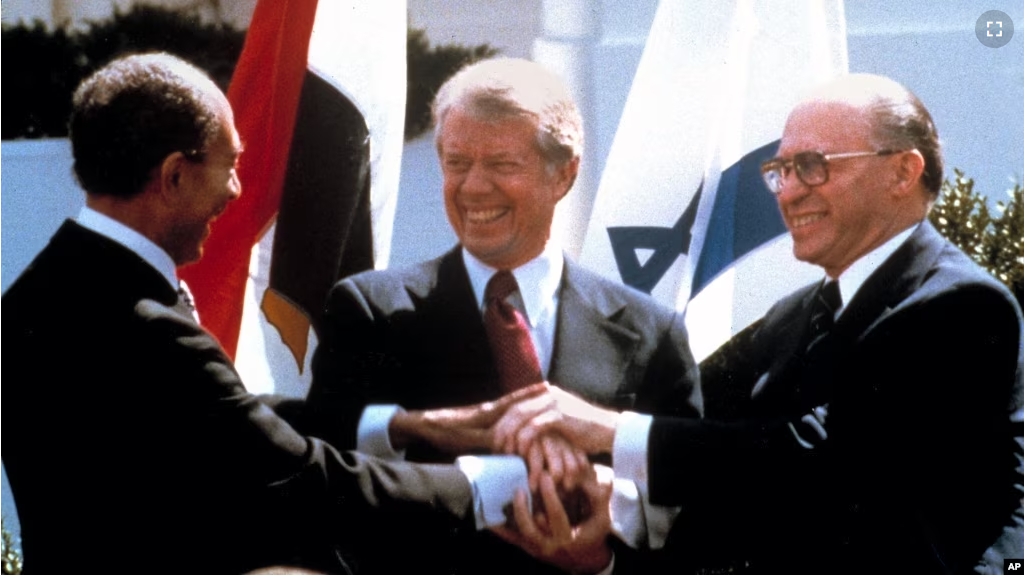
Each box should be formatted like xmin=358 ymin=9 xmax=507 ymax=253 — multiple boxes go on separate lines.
xmin=432 ymin=57 xmax=583 ymax=169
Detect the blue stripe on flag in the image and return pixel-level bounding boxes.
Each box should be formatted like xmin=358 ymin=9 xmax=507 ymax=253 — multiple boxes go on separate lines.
xmin=691 ymin=140 xmax=786 ymax=295
xmin=607 ymin=182 xmax=701 ymax=294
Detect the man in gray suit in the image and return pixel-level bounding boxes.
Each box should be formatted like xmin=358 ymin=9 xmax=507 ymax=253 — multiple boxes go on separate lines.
xmin=305 ymin=57 xmax=701 ymax=573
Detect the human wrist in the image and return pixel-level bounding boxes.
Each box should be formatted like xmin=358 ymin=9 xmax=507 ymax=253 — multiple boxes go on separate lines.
xmin=388 ymin=409 xmax=424 ymax=450
xmin=588 ymin=407 xmax=619 ymax=454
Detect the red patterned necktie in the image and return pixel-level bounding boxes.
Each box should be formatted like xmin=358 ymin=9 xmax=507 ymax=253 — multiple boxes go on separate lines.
xmin=483 ymin=270 xmax=543 ymax=392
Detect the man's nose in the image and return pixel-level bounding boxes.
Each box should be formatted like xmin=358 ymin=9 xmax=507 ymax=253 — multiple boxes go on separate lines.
xmin=229 ymin=170 xmax=242 ymax=201
xmin=460 ymin=163 xmax=491 ymax=194
xmin=775 ymin=171 xmax=808 ymax=206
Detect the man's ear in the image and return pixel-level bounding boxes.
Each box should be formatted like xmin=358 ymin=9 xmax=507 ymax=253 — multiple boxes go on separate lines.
xmin=891 ymin=149 xmax=926 ymax=197
xmin=159 ymin=151 xmax=188 ymax=201
xmin=554 ymin=156 xmax=580 ymax=202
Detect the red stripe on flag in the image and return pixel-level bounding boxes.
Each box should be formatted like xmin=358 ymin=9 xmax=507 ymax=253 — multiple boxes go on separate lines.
xmin=179 ymin=0 xmax=319 ymax=357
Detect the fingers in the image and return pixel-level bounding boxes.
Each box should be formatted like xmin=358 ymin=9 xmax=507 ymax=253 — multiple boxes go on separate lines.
xmin=492 ymin=394 xmax=554 ymax=454
xmin=526 ymin=442 xmax=544 ymax=492
xmin=488 ymin=382 xmax=549 ymax=418
xmin=539 ymin=434 xmax=590 ymax=492
xmin=541 ymin=435 xmax=565 ymax=487
xmin=464 ymin=382 xmax=548 ymax=430
xmin=538 ymin=473 xmax=571 ymax=541
xmin=510 ymin=488 xmax=544 ymax=543
xmin=521 ymin=433 xmax=592 ymax=493
xmin=496 ymin=472 xmax=615 ymax=574
xmin=513 ymin=410 xmax=555 ymax=456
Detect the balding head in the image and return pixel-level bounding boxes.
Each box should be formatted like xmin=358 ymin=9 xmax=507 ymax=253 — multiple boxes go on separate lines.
xmin=770 ymin=74 xmax=938 ymax=277
xmin=802 ymin=73 xmax=943 ymax=197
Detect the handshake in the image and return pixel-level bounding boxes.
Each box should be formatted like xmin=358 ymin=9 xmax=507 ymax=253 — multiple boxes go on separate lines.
xmin=387 ymin=383 xmax=620 ymax=573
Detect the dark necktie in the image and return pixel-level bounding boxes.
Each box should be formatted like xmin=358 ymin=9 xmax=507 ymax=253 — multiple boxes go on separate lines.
xmin=177 ymin=281 xmax=201 ymax=324
xmin=806 ymin=280 xmax=842 ymax=354
xmin=789 ymin=280 xmax=843 ymax=447
xmin=483 ymin=270 xmax=543 ymax=392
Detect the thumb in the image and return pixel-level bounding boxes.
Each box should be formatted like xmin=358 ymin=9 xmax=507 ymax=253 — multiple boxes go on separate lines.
xmin=494 ymin=382 xmax=549 ymax=411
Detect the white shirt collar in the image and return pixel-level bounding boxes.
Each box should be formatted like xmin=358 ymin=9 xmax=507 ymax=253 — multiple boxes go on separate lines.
xmin=830 ymin=222 xmax=919 ymax=312
xmin=462 ymin=242 xmax=564 ymax=327
xmin=76 ymin=206 xmax=179 ymax=289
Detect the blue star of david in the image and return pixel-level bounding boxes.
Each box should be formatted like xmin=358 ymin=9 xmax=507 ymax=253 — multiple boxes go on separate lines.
xmin=607 ymin=182 xmax=702 ymax=294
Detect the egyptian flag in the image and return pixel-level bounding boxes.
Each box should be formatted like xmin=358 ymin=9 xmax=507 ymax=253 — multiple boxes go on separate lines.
xmin=180 ymin=0 xmax=407 ymax=395
xmin=579 ymin=0 xmax=847 ymax=361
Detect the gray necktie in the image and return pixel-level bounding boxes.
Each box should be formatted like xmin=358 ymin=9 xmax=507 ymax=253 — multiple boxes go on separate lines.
xmin=177 ymin=280 xmax=201 ymax=324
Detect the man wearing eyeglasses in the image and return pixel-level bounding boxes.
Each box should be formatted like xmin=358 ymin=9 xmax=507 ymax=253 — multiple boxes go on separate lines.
xmin=490 ymin=73 xmax=1023 ymax=573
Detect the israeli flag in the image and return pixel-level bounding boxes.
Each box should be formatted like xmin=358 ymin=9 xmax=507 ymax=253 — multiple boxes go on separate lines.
xmin=580 ymin=0 xmax=849 ymax=360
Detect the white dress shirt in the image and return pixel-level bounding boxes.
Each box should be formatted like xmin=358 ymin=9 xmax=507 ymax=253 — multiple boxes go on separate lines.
xmin=611 ymin=222 xmax=922 ymax=549
xmin=354 ymin=242 xmax=565 ymax=529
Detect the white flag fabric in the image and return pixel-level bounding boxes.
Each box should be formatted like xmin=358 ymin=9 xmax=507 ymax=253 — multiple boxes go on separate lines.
xmin=580 ymin=0 xmax=848 ymax=361
xmin=235 ymin=0 xmax=407 ymax=396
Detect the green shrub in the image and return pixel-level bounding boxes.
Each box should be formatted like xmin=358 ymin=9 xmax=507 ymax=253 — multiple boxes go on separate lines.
xmin=1 ymin=6 xmax=497 ymax=142
xmin=929 ymin=169 xmax=1024 ymax=306
xmin=1 ymin=519 xmax=21 ymax=576
xmin=405 ymin=27 xmax=498 ymax=140
xmin=1 ymin=5 xmax=244 ymax=140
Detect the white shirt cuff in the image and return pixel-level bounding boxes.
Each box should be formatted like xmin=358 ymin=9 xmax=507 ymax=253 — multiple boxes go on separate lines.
xmin=610 ymin=411 xmax=679 ymax=549
xmin=610 ymin=475 xmax=645 ymax=548
xmin=613 ymin=411 xmax=652 ymax=486
xmin=356 ymin=404 xmax=406 ymax=460
xmin=456 ymin=455 xmax=530 ymax=530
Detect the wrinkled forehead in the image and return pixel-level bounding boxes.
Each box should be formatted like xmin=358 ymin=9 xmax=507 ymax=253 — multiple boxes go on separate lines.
xmin=779 ymin=99 xmax=873 ymax=155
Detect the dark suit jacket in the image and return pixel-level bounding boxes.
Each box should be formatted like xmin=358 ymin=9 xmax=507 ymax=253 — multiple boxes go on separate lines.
xmin=306 ymin=246 xmax=702 ymax=573
xmin=648 ymin=222 xmax=1024 ymax=574
xmin=2 ymin=221 xmax=475 ymax=574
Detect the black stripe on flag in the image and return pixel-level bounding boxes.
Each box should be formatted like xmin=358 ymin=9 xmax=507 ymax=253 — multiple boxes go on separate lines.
xmin=262 ymin=69 xmax=373 ymax=368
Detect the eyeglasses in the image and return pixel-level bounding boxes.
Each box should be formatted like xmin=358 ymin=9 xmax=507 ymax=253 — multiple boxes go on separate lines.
xmin=760 ymin=149 xmax=903 ymax=195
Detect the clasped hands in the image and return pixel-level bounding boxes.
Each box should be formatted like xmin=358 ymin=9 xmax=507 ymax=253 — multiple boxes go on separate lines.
xmin=388 ymin=383 xmax=619 ymax=573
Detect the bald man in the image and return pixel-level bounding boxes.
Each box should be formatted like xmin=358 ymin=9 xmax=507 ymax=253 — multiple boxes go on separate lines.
xmin=491 ymin=74 xmax=1024 ymax=573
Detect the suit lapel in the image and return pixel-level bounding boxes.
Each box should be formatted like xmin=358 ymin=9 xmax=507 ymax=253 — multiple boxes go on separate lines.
xmin=750 ymin=284 xmax=820 ymax=405
xmin=754 ymin=222 xmax=947 ymax=409
xmin=834 ymin=222 xmax=946 ymax=343
xmin=426 ymin=247 xmax=502 ymax=400
xmin=548 ymin=260 xmax=641 ymax=402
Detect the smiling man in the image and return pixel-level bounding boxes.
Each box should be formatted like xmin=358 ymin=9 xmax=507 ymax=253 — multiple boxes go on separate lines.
xmin=1 ymin=53 xmax=508 ymax=574
xmin=486 ymin=73 xmax=1024 ymax=573
xmin=305 ymin=57 xmax=701 ymax=573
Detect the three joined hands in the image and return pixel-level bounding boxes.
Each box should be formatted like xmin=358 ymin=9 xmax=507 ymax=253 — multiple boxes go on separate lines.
xmin=389 ymin=382 xmax=619 ymax=573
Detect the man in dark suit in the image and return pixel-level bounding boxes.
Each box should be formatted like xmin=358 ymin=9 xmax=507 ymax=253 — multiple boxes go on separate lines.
xmin=1 ymin=53 xmax=534 ymax=575
xmin=491 ymin=73 xmax=1024 ymax=573
xmin=305 ymin=57 xmax=701 ymax=573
